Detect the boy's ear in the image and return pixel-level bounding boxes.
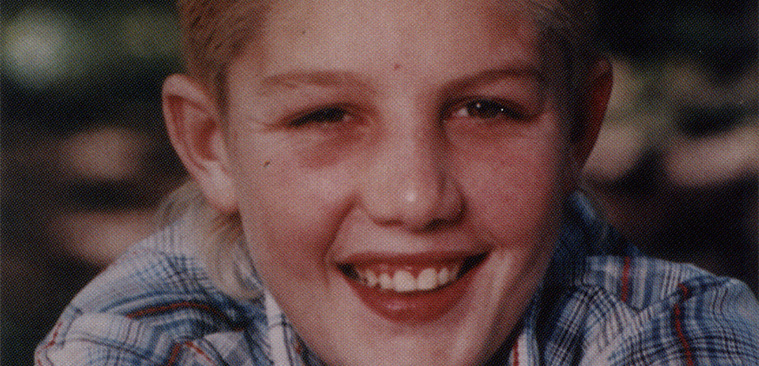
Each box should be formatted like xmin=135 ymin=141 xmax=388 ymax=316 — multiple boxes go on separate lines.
xmin=162 ymin=74 xmax=238 ymax=213
xmin=571 ymin=58 xmax=614 ymax=172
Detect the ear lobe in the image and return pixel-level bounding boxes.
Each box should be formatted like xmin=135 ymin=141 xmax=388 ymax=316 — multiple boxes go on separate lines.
xmin=573 ymin=58 xmax=614 ymax=169
xmin=162 ymin=74 xmax=238 ymax=213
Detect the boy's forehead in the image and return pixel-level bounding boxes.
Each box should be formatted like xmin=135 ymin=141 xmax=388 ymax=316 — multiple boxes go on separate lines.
xmin=251 ymin=0 xmax=541 ymax=79
xmin=266 ymin=0 xmax=536 ymax=41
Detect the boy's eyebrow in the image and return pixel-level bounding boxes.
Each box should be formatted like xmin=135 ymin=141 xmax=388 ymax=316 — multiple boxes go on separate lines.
xmin=256 ymin=66 xmax=543 ymax=96
xmin=258 ymin=70 xmax=372 ymax=95
xmin=443 ymin=67 xmax=544 ymax=92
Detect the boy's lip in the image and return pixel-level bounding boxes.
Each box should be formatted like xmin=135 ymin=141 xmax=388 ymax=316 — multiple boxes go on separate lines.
xmin=337 ymin=251 xmax=488 ymax=323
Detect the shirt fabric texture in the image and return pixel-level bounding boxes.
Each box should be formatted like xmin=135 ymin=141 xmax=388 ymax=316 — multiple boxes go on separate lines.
xmin=35 ymin=193 xmax=759 ymax=365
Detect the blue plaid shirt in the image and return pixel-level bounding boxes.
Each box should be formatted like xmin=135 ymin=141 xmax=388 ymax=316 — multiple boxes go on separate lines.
xmin=36 ymin=193 xmax=759 ymax=365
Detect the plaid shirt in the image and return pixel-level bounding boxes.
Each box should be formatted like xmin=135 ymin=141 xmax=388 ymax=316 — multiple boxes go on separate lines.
xmin=35 ymin=193 xmax=759 ymax=365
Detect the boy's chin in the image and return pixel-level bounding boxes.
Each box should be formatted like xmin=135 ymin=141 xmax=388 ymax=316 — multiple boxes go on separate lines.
xmin=308 ymin=305 xmax=500 ymax=366
xmin=323 ymin=338 xmax=489 ymax=366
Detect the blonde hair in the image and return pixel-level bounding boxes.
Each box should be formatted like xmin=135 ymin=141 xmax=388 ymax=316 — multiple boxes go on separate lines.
xmin=163 ymin=0 xmax=604 ymax=299
xmin=156 ymin=181 xmax=258 ymax=298
xmin=177 ymin=0 xmax=271 ymax=109
xmin=530 ymin=0 xmax=602 ymax=140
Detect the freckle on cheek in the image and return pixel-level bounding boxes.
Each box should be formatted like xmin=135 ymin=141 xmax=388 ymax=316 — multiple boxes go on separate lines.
xmin=393 ymin=63 xmax=401 ymax=70
xmin=263 ymin=161 xmax=271 ymax=167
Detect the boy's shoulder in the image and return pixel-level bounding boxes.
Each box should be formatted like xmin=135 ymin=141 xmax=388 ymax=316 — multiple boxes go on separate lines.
xmin=35 ymin=220 xmax=269 ymax=366
xmin=536 ymin=253 xmax=759 ymax=365
xmin=577 ymin=254 xmax=735 ymax=310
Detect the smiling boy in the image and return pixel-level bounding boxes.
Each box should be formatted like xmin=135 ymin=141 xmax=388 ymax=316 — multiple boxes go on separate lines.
xmin=36 ymin=0 xmax=759 ymax=365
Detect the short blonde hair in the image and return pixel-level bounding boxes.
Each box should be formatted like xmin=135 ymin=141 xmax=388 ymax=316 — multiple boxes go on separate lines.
xmin=163 ymin=0 xmax=604 ymax=299
xmin=177 ymin=0 xmax=271 ymax=109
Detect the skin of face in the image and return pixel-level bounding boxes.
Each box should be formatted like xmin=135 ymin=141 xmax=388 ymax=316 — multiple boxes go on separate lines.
xmin=162 ymin=0 xmax=612 ymax=365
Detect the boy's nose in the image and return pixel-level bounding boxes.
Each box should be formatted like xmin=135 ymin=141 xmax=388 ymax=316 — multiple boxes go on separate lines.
xmin=358 ymin=124 xmax=463 ymax=231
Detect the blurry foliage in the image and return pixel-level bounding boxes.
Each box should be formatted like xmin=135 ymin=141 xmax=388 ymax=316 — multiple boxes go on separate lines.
xmin=598 ymin=0 xmax=757 ymax=76
xmin=2 ymin=0 xmax=180 ymax=134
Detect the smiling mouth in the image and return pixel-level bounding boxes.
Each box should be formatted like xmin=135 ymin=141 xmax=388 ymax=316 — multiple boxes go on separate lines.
xmin=338 ymin=253 xmax=487 ymax=294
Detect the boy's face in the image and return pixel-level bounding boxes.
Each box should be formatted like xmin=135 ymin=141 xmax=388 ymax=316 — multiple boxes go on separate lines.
xmin=215 ymin=0 xmax=585 ymax=364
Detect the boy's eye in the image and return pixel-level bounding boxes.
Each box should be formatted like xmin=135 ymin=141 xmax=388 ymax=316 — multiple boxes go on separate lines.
xmin=449 ymin=99 xmax=526 ymax=121
xmin=291 ymin=107 xmax=351 ymax=127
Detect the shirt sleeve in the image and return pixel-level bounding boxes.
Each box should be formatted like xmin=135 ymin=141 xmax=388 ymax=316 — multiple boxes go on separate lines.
xmin=590 ymin=276 xmax=759 ymax=365
xmin=35 ymin=310 xmax=172 ymax=366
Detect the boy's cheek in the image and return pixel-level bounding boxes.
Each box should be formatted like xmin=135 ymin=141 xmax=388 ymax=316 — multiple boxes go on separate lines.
xmin=239 ymin=166 xmax=355 ymax=254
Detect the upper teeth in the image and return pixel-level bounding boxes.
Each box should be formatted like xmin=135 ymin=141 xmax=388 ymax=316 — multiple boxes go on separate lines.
xmin=355 ymin=265 xmax=461 ymax=293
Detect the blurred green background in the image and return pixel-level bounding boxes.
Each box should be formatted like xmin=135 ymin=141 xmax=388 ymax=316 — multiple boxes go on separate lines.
xmin=2 ymin=0 xmax=757 ymax=364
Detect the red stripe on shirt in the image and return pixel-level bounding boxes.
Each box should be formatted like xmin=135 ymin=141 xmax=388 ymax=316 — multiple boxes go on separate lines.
xmin=185 ymin=341 xmax=215 ymax=364
xmin=620 ymin=256 xmax=631 ymax=303
xmin=126 ymin=301 xmax=229 ymax=323
xmin=512 ymin=337 xmax=520 ymax=366
xmin=36 ymin=321 xmax=63 ymax=365
xmin=166 ymin=341 xmax=216 ymax=365
xmin=678 ymin=283 xmax=690 ymax=300
xmin=673 ymin=283 xmax=695 ymax=366
xmin=41 ymin=321 xmax=64 ymax=350
xmin=166 ymin=343 xmax=182 ymax=366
